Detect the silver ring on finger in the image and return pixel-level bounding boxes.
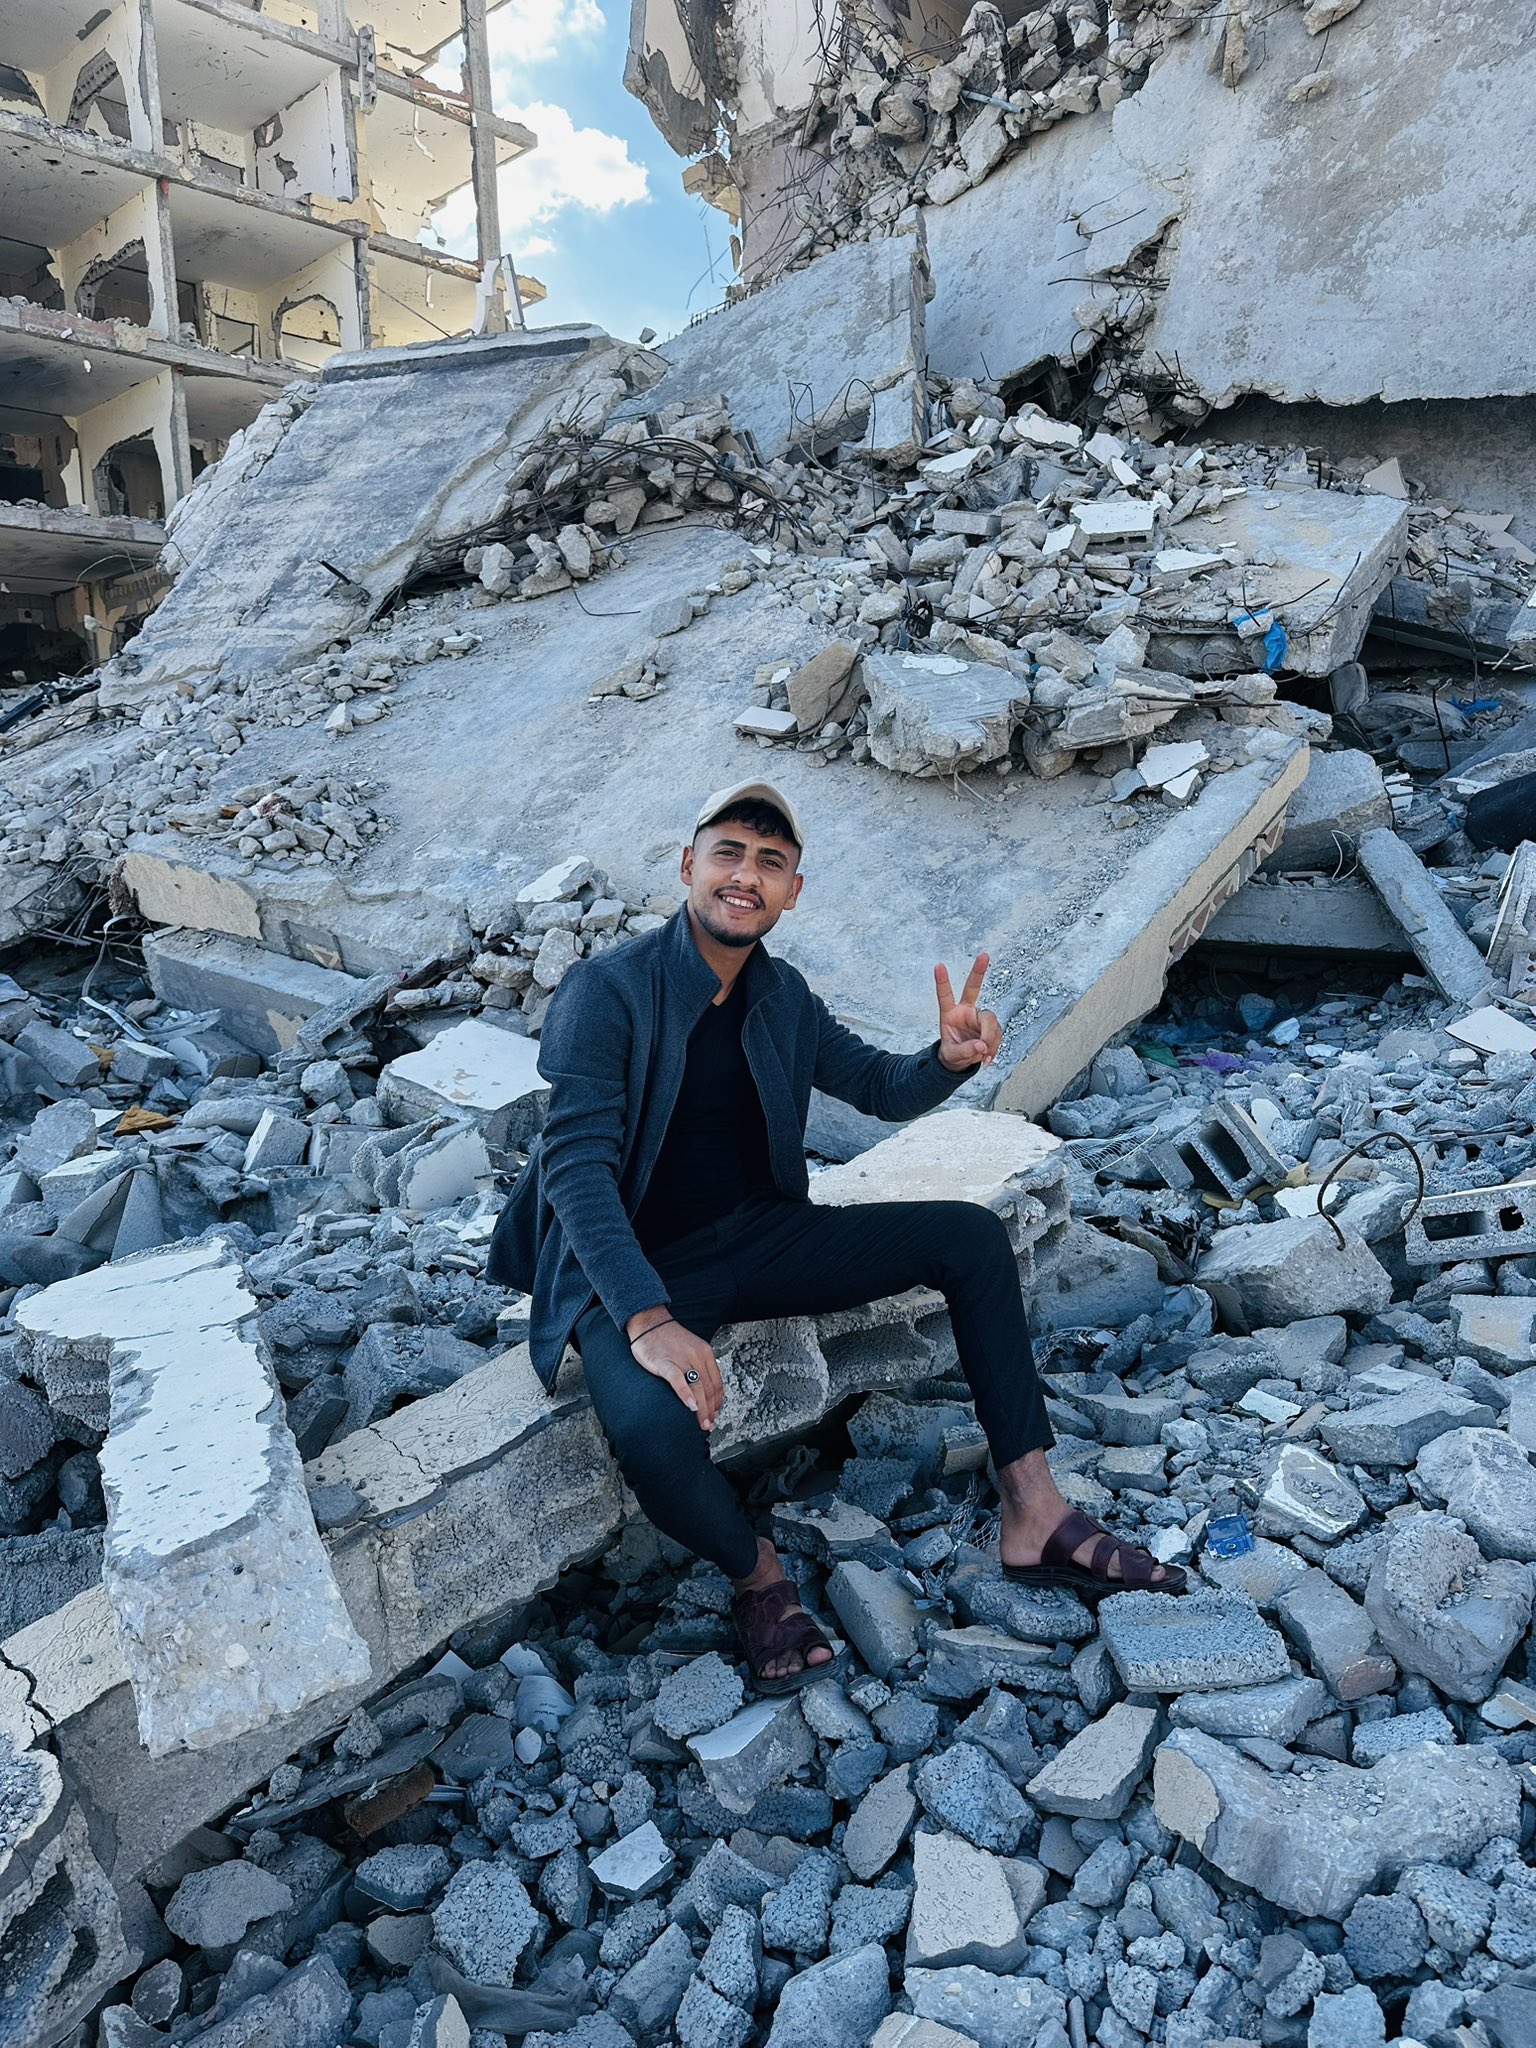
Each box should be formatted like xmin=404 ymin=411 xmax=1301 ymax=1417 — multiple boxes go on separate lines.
xmin=684 ymin=1369 xmax=700 ymax=1385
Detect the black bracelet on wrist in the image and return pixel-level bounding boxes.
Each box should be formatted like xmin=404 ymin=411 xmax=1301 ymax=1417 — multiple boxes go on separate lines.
xmin=630 ymin=1315 xmax=679 ymax=1350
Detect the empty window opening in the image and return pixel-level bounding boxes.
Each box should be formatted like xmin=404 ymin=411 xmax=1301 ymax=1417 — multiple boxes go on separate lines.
xmin=67 ymin=51 xmax=132 ymax=141
xmin=94 ymin=433 xmax=164 ymax=519
xmin=75 ymin=240 xmax=151 ymax=326
xmin=275 ymin=292 xmax=342 ymax=371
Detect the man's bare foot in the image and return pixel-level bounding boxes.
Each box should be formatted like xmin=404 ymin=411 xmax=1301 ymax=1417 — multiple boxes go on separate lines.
xmin=734 ymin=1537 xmax=835 ymax=1680
xmin=995 ymin=1449 xmax=1177 ymax=1587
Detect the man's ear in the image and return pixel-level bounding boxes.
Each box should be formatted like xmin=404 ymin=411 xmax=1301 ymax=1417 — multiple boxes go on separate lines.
xmin=680 ymin=843 xmax=695 ymax=885
xmin=786 ymin=871 xmax=804 ymax=910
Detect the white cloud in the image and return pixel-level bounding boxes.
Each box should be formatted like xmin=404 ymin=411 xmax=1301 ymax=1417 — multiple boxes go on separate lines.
xmin=487 ymin=0 xmax=605 ymax=78
xmin=496 ymin=99 xmax=649 ymax=237
xmin=428 ymin=100 xmax=647 ymax=262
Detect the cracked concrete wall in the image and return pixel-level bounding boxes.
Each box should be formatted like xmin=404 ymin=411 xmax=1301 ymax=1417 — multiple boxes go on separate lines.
xmin=650 ymin=0 xmax=1536 ymax=419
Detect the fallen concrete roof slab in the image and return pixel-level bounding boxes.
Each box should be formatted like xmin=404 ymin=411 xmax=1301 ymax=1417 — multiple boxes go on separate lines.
xmin=1144 ymin=486 xmax=1409 ymax=677
xmin=100 ymin=326 xmax=626 ymax=697
xmin=117 ymin=519 xmax=1306 ymax=1112
xmin=15 ymin=1237 xmax=371 ymax=1757
xmin=1 ymin=1112 xmax=1067 ymax=1889
xmin=922 ymin=105 xmax=1177 ymax=388
xmin=613 ymin=230 xmax=929 ymax=463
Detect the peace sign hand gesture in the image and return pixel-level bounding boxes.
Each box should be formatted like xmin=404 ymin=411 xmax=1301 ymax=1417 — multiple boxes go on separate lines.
xmin=935 ymin=953 xmax=1002 ymax=1072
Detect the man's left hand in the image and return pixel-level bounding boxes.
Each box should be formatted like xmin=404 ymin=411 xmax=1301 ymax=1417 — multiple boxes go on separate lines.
xmin=935 ymin=953 xmax=1002 ymax=1071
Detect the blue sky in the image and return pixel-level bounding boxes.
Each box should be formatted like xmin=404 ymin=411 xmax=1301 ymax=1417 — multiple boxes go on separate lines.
xmin=428 ymin=0 xmax=734 ymax=342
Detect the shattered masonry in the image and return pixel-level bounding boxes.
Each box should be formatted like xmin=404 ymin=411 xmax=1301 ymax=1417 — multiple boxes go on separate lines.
xmin=2 ymin=0 xmax=1536 ymax=2041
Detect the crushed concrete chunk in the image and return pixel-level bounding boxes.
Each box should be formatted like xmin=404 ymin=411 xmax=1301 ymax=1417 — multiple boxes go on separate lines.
xmin=15 ymin=1236 xmax=369 ymax=1755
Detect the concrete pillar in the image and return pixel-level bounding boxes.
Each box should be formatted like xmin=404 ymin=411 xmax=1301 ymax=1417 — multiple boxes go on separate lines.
xmin=460 ymin=0 xmax=508 ymax=334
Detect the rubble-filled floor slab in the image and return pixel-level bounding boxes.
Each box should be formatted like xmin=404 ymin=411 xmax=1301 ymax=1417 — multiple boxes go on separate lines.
xmin=14 ymin=1236 xmax=370 ymax=1756
xmin=117 ymin=519 xmax=1305 ymax=1112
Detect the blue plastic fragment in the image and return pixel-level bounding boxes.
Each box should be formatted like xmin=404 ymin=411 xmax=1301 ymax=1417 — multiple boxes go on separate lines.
xmin=1204 ymin=1512 xmax=1255 ymax=1558
xmin=1262 ymin=620 xmax=1288 ymax=672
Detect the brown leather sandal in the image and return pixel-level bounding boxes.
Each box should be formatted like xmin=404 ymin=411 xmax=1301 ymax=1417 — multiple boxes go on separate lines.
xmin=1003 ymin=1506 xmax=1188 ymax=1600
xmin=733 ymin=1579 xmax=844 ymax=1696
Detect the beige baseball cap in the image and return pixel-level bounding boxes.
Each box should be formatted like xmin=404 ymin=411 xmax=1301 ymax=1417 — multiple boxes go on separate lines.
xmin=694 ymin=779 xmax=805 ymax=849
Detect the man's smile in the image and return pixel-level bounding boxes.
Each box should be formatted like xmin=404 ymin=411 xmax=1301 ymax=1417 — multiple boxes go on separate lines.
xmin=717 ymin=889 xmax=762 ymax=912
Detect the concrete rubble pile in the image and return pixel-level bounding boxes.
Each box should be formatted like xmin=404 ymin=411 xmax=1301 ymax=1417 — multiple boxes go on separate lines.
xmin=1 ymin=791 xmax=1535 ymax=2048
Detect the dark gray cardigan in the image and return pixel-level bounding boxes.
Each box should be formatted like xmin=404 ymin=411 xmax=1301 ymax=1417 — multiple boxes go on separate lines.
xmin=487 ymin=909 xmax=969 ymax=1386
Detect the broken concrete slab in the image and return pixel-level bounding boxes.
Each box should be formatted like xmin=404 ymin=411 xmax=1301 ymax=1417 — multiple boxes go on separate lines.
xmin=1025 ymin=1702 xmax=1159 ymax=1819
xmin=1116 ymin=2 xmax=1536 ymax=409
xmin=0 ymin=1664 xmax=134 ymax=2048
xmin=15 ymin=1236 xmax=370 ymax=1756
xmin=1197 ymin=1214 xmax=1393 ymax=1329
xmin=1153 ymin=1726 xmax=1519 ymax=1919
xmin=1357 ymin=829 xmax=1496 ymax=1008
xmin=1365 ymin=1511 xmax=1534 ymax=1704
xmin=904 ymin=1832 xmax=1042 ymax=1973
xmin=1099 ymin=1589 xmax=1290 ymax=1694
xmin=863 ymin=649 xmax=1028 ymax=777
xmin=923 ymin=107 xmax=1176 ymax=387
xmin=141 ymin=929 xmax=364 ymax=1057
xmin=810 ymin=1107 xmax=1066 ymax=1272
xmin=1453 ymin=1296 xmax=1536 ymax=1373
xmin=616 ymin=232 xmax=929 ymax=464
xmin=113 ymin=510 xmax=1306 ymax=1115
xmin=101 ymin=328 xmax=628 ymax=700
xmin=1144 ymin=486 xmax=1409 ymax=676
xmin=1260 ymin=749 xmax=1392 ymax=873
xmin=377 ymin=1019 xmax=547 ymax=1135
xmin=1203 ymin=877 xmax=1408 ymax=956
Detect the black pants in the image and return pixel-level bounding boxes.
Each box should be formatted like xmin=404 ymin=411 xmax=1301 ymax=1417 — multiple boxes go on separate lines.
xmin=574 ymin=1195 xmax=1053 ymax=1581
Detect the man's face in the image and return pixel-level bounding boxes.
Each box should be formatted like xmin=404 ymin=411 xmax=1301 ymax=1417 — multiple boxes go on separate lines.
xmin=682 ymin=820 xmax=802 ymax=949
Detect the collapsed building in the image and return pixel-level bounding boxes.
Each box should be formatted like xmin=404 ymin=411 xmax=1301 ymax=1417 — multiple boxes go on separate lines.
xmin=0 ymin=0 xmax=544 ymax=684
xmin=2 ymin=0 xmax=1536 ymax=2042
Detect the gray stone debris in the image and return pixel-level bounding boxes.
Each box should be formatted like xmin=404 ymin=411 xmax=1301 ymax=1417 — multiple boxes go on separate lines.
xmin=1154 ymin=1727 xmax=1519 ymax=1918
xmin=15 ymin=1235 xmax=369 ymax=1756
xmin=1098 ymin=1589 xmax=1291 ymax=1693
xmin=1026 ymin=1702 xmax=1159 ymax=1818
xmin=1364 ymin=1511 xmax=1535 ymax=1702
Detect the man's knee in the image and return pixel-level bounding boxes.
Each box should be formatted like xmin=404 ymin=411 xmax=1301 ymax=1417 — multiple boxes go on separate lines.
xmin=925 ymin=1201 xmax=1015 ymax=1278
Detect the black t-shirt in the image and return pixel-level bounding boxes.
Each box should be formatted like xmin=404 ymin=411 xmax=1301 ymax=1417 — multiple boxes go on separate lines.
xmin=632 ymin=973 xmax=776 ymax=1252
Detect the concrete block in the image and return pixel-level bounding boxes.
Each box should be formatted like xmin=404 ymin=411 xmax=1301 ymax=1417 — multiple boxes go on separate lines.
xmin=15 ymin=1236 xmax=370 ymax=1756
xmin=1405 ymin=1181 xmax=1536 ymax=1267
xmin=1320 ymin=1386 xmax=1494 ymax=1465
xmin=1247 ymin=1442 xmax=1367 ymax=1542
xmin=378 ymin=1018 xmax=546 ymax=1130
xmin=1452 ymin=1295 xmax=1536 ymax=1372
xmin=1357 ymin=829 xmax=1495 ymax=1007
xmin=1416 ymin=1427 xmax=1536 ymax=1561
xmin=15 ymin=1017 xmax=100 ymax=1087
xmin=1365 ymin=1510 xmax=1534 ymax=1703
xmin=1099 ymin=1589 xmax=1290 ymax=1693
xmin=1153 ymin=1726 xmax=1519 ymax=1919
xmin=685 ymin=1698 xmax=815 ymax=1816
xmin=1026 ymin=1701 xmax=1160 ymax=1819
xmin=1262 ymin=749 xmax=1393 ymax=872
xmin=924 ymin=1626 xmax=1068 ymax=1702
xmin=764 ymin=1942 xmax=890 ymax=2048
xmin=1488 ymin=841 xmax=1536 ymax=986
xmin=827 ymin=1562 xmax=922 ymax=1679
xmin=616 ymin=233 xmax=929 ymax=464
xmin=142 ymin=929 xmax=363 ymax=1056
xmin=863 ymin=649 xmax=1028 ymax=777
xmin=243 ymin=1109 xmax=310 ymax=1174
xmin=1197 ymin=1214 xmax=1393 ymax=1329
xmin=905 ymin=1833 xmax=1042 ymax=1973
xmin=1274 ymin=1568 xmax=1397 ymax=1701
xmin=1148 ymin=1098 xmax=1288 ymax=1201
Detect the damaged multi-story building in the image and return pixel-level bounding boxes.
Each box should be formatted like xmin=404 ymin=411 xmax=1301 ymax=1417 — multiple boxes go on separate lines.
xmin=625 ymin=0 xmax=1536 ymax=542
xmin=0 ymin=0 xmax=543 ymax=684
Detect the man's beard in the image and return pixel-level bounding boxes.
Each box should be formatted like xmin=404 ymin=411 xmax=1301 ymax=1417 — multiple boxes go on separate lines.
xmin=693 ymin=895 xmax=771 ymax=948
